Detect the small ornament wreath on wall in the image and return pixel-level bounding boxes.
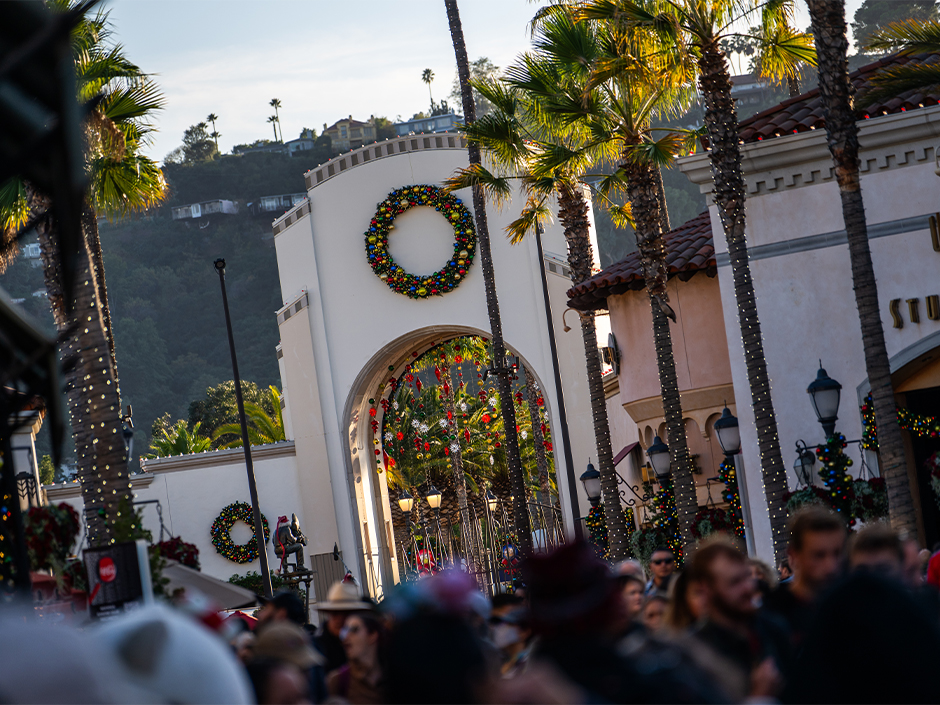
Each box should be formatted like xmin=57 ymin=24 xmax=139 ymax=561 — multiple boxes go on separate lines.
xmin=211 ymin=502 xmax=270 ymax=564
xmin=364 ymin=185 xmax=476 ymax=299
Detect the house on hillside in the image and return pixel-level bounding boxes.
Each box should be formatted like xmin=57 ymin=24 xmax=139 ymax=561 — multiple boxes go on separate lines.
xmin=393 ymin=113 xmax=462 ymax=137
xmin=285 ymin=128 xmax=316 ymax=157
xmin=171 ymin=199 xmax=237 ymax=220
xmin=233 ymin=142 xmax=287 ymax=156
xmin=251 ymin=193 xmax=307 ymax=216
xmin=323 ymin=116 xmax=375 ymax=153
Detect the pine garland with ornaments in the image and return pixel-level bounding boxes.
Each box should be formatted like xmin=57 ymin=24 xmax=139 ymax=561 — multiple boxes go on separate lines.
xmin=861 ymin=393 xmax=940 ymax=450
xmin=717 ymin=458 xmax=746 ymax=538
xmin=210 ymin=502 xmax=270 ymax=564
xmin=814 ymin=433 xmax=857 ymax=524
xmin=364 ymin=185 xmax=476 ymax=299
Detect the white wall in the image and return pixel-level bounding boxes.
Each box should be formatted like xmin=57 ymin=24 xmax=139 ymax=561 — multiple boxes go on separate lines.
xmin=680 ymin=105 xmax=940 ymax=560
xmin=46 ymin=443 xmax=304 ymax=583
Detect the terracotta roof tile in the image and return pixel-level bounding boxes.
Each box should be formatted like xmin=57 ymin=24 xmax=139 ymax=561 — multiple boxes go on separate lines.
xmin=567 ymin=211 xmax=716 ymax=311
xmin=737 ymin=52 xmax=940 ymax=144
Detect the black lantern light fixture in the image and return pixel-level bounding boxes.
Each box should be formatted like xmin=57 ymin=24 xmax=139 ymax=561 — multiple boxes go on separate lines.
xmin=807 ymin=363 xmax=842 ymax=438
xmin=485 ymin=488 xmax=498 ymax=513
xmin=647 ymin=435 xmax=672 ymax=480
xmin=579 ymin=460 xmax=602 ymax=506
xmin=713 ymin=406 xmax=741 ymax=456
xmin=794 ymin=447 xmax=816 ymax=488
xmin=425 ymin=484 xmax=442 ymax=511
xmin=398 ymin=489 xmax=414 ymax=514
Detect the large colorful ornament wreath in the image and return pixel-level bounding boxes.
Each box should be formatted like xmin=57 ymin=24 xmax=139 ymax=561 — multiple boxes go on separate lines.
xmin=364 ymin=185 xmax=476 ymax=299
xmin=210 ymin=502 xmax=270 ymax=564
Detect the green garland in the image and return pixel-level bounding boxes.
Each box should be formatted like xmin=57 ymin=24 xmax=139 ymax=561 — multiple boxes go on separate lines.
xmin=717 ymin=459 xmax=746 ymax=538
xmin=862 ymin=393 xmax=940 ymax=450
xmin=211 ymin=502 xmax=270 ymax=564
xmin=364 ymin=185 xmax=477 ymax=299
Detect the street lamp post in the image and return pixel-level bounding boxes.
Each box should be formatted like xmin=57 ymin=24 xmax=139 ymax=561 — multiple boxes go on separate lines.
xmin=214 ymin=259 xmax=273 ymax=599
xmin=646 ymin=436 xmax=673 ymax=481
xmin=807 ymin=364 xmax=842 ymax=439
xmin=579 ymin=460 xmax=602 ymax=508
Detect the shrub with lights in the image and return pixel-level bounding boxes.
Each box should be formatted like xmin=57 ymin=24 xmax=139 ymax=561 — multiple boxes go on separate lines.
xmin=210 ymin=502 xmax=270 ymax=564
xmin=364 ymin=185 xmax=476 ymax=299
xmin=631 ymin=479 xmax=682 ymax=566
xmin=586 ymin=503 xmax=635 ymax=560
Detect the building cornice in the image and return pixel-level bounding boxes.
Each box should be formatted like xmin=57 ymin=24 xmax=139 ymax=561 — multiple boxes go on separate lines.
xmin=139 ymin=441 xmax=296 ymax=474
xmin=679 ymin=104 xmax=940 ymax=201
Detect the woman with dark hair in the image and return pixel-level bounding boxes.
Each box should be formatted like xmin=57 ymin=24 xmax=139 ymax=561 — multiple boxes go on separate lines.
xmin=664 ymin=569 xmax=707 ymax=633
xmin=326 ymin=612 xmax=386 ymax=704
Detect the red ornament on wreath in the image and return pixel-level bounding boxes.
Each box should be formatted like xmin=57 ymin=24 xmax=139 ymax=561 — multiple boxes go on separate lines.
xmin=364 ymin=185 xmax=477 ymax=300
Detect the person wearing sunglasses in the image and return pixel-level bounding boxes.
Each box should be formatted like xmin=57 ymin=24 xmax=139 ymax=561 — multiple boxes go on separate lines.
xmin=646 ymin=547 xmax=677 ymax=598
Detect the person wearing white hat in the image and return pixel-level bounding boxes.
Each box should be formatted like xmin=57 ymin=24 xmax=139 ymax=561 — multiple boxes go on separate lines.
xmin=313 ymin=579 xmax=373 ymax=673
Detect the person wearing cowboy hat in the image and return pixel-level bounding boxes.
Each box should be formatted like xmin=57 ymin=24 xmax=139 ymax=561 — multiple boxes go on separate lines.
xmin=313 ymin=579 xmax=373 ymax=674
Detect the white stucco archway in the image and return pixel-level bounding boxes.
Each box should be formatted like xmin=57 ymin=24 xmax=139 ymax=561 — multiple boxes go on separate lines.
xmin=271 ymin=134 xmax=603 ymax=596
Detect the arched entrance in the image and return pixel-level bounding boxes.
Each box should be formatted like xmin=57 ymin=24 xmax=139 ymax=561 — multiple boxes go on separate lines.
xmin=272 ymin=133 xmax=604 ymax=597
xmin=344 ymin=327 xmax=563 ymax=597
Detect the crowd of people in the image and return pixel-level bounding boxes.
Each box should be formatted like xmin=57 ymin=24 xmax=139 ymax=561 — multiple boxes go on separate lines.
xmin=3 ymin=505 xmax=940 ymax=703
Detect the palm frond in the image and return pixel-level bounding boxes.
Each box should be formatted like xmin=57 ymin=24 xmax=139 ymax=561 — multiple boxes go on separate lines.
xmin=89 ymin=153 xmax=166 ymax=216
xmin=606 ymin=203 xmax=635 ymax=229
xmin=506 ymin=197 xmax=552 ymax=244
xmin=865 ymin=18 xmax=940 ymax=54
xmin=442 ymin=164 xmax=514 ymax=206
xmin=754 ymin=24 xmax=816 ymax=80
xmin=859 ymin=63 xmax=940 ymax=107
xmin=0 ymin=178 xmax=29 ymax=233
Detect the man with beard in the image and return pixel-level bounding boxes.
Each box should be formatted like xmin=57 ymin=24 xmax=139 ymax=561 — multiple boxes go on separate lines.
xmin=689 ymin=541 xmax=791 ymax=702
xmin=763 ymin=507 xmax=845 ymax=650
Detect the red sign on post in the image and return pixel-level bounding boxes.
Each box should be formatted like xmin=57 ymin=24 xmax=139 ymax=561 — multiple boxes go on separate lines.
xmin=98 ymin=557 xmax=117 ymax=583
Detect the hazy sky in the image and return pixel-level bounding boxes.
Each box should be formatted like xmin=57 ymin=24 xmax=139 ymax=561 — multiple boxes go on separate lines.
xmin=103 ymin=0 xmax=866 ymax=163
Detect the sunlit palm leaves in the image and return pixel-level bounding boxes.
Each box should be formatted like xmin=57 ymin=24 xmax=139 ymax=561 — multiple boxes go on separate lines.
xmin=862 ymin=19 xmax=940 ymax=106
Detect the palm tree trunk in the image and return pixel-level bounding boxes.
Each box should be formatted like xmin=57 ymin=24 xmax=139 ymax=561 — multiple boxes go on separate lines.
xmin=621 ymin=159 xmax=698 ymax=553
xmin=806 ymin=0 xmax=917 ymax=534
xmin=35 ymin=203 xmax=131 ymax=544
xmin=787 ymin=75 xmax=802 ymax=98
xmin=524 ymin=366 xmax=554 ymax=535
xmin=445 ymin=0 xmax=532 ymax=554
xmin=83 ymin=208 xmax=120 ymax=392
xmin=698 ymin=41 xmax=790 ymax=561
xmin=556 ymin=184 xmax=630 ymax=558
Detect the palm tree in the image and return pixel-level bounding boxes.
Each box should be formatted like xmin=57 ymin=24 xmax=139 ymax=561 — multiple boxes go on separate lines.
xmin=267 ymin=115 xmax=279 ymax=142
xmin=422 ymin=68 xmax=436 ymax=110
xmin=207 ymin=113 xmax=220 ymax=149
xmin=444 ymin=0 xmax=533 ymax=554
xmin=448 ymin=12 xmax=697 ymax=558
xmin=582 ymin=0 xmax=815 ymax=561
xmin=212 ymin=385 xmax=286 ymax=448
xmin=0 ymin=1 xmax=166 ymax=544
xmin=146 ymin=420 xmax=213 ymax=458
xmin=805 ymin=0 xmax=917 ymax=533
xmin=270 ymin=98 xmax=283 ymax=141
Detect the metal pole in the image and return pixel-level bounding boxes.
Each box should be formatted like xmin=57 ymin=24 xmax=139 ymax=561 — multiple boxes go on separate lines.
xmin=534 ymin=224 xmax=582 ymax=539
xmin=214 ymin=259 xmax=273 ymax=599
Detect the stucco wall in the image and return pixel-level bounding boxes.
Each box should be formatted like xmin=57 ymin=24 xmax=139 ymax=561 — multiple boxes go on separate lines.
xmin=680 ymin=104 xmax=940 ymax=559
xmin=272 ymin=138 xmax=602 ymax=591
xmin=46 ymin=443 xmax=304 ymax=583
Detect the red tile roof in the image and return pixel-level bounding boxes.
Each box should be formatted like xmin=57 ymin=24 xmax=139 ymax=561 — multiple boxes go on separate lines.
xmin=567 ymin=211 xmax=715 ymax=311
xmin=738 ymin=52 xmax=940 ymax=144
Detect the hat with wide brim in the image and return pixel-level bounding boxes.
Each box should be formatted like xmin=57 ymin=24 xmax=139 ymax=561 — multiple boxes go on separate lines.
xmin=316 ymin=580 xmax=373 ymax=612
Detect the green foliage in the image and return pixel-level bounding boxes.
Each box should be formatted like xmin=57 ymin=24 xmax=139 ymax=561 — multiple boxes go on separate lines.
xmin=449 ymin=57 xmax=500 ymax=117
xmin=852 ymin=0 xmax=938 ymax=50
xmin=167 ymin=122 xmax=219 ymax=164
xmin=160 ymin=150 xmax=329 ymax=207
xmin=373 ymin=116 xmax=397 ymax=141
xmin=39 ymin=455 xmax=55 ymax=486
xmin=189 ymin=380 xmax=277 ymax=448
xmin=96 ymin=215 xmax=282 ymax=462
xmin=145 ymin=419 xmax=213 ymax=458
xmin=213 ymin=385 xmax=285 ymax=448
xmin=229 ymin=570 xmax=305 ymax=602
